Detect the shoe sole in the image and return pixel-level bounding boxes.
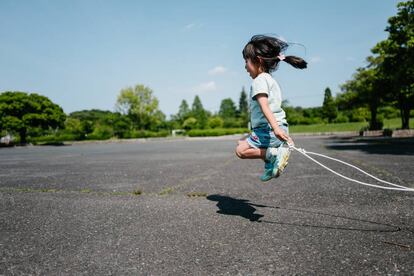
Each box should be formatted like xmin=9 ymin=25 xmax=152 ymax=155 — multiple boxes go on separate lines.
xmin=274 ymin=149 xmax=291 ymax=177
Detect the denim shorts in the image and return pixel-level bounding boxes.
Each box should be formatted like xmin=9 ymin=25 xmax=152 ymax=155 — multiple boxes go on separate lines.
xmin=246 ymin=124 xmax=289 ymax=149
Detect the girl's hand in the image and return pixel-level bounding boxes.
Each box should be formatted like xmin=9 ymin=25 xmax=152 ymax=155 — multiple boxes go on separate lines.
xmin=274 ymin=126 xmax=294 ymax=146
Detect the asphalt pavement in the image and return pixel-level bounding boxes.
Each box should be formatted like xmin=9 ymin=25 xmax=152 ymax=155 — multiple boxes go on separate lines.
xmin=1 ymin=135 xmax=413 ymax=275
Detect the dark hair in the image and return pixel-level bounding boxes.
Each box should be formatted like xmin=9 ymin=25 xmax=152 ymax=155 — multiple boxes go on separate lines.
xmin=242 ymin=35 xmax=307 ymax=72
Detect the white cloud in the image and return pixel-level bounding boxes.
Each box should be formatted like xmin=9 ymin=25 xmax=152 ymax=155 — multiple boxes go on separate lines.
xmin=193 ymin=81 xmax=217 ymax=93
xmin=208 ymin=66 xmax=228 ymax=75
xmin=183 ymin=22 xmax=204 ymax=31
xmin=185 ymin=23 xmax=196 ymax=29
xmin=309 ymin=56 xmax=322 ymax=63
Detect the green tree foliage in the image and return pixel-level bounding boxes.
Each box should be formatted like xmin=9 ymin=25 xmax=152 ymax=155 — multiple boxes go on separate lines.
xmin=207 ymin=116 xmax=224 ymax=129
xmin=282 ymin=100 xmax=323 ymax=125
xmin=238 ymin=87 xmax=249 ymax=127
xmin=116 ymin=84 xmax=165 ymax=130
xmin=239 ymin=87 xmax=248 ymax=113
xmin=219 ymin=98 xmax=237 ymax=118
xmin=371 ymin=0 xmax=414 ymax=129
xmin=177 ymin=100 xmax=190 ymax=122
xmin=322 ymin=87 xmax=338 ymax=123
xmin=170 ymin=99 xmax=191 ymax=129
xmin=68 ymin=109 xmax=133 ymax=139
xmin=0 ymin=91 xmax=66 ymax=144
xmin=182 ymin=117 xmax=197 ymax=130
xmin=191 ymin=95 xmax=208 ymax=129
xmin=337 ymin=67 xmax=384 ymax=129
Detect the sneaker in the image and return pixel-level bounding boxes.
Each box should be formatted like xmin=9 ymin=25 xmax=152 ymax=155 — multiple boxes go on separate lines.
xmin=260 ymin=168 xmax=274 ymax=182
xmin=260 ymin=147 xmax=278 ymax=182
xmin=273 ymin=143 xmax=291 ymax=177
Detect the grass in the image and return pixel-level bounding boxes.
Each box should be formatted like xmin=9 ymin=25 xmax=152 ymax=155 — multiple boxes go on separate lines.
xmin=187 ymin=192 xmax=208 ymax=198
xmin=159 ymin=186 xmax=174 ymax=196
xmin=290 ymin=122 xmax=366 ymax=133
xmin=131 ymin=189 xmax=143 ymax=196
xmin=382 ymin=118 xmax=414 ymax=129
xmin=290 ymin=117 xmax=414 ymax=134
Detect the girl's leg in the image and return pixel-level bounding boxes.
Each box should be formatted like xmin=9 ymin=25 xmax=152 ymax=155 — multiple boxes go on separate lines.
xmin=235 ymin=139 xmax=266 ymax=160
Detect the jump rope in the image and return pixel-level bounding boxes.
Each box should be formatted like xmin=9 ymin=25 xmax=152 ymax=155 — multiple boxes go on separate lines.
xmin=284 ymin=143 xmax=414 ymax=192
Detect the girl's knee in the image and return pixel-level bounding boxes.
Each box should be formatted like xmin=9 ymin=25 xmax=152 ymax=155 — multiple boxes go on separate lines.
xmin=235 ymin=141 xmax=249 ymax=159
xmin=235 ymin=148 xmax=244 ymax=159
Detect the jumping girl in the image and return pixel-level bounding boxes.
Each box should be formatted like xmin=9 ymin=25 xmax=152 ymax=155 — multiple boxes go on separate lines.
xmin=235 ymin=35 xmax=307 ymax=181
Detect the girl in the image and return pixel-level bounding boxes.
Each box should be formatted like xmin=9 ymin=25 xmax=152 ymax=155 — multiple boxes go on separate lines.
xmin=235 ymin=35 xmax=307 ymax=181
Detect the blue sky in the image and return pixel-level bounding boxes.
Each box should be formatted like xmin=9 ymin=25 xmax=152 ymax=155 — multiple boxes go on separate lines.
xmin=0 ymin=0 xmax=400 ymax=117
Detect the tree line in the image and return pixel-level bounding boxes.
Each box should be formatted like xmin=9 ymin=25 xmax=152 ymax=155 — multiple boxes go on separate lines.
xmin=0 ymin=86 xmax=250 ymax=144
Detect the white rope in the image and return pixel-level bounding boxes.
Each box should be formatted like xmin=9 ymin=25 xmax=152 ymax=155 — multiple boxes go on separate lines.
xmin=289 ymin=145 xmax=414 ymax=192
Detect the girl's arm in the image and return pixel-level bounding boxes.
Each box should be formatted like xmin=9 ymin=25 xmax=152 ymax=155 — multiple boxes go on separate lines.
xmin=256 ymin=94 xmax=292 ymax=143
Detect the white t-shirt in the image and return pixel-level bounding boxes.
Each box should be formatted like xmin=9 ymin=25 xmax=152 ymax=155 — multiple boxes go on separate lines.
xmin=249 ymin=72 xmax=287 ymax=128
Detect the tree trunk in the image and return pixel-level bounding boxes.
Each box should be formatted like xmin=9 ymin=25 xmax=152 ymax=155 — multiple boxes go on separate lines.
xmin=369 ymin=99 xmax=381 ymax=130
xmin=19 ymin=128 xmax=27 ymax=145
xmin=401 ymin=106 xmax=410 ymax=129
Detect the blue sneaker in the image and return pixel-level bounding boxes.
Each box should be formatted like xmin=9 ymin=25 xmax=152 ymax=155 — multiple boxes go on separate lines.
xmin=260 ymin=167 xmax=274 ymax=182
xmin=273 ymin=143 xmax=291 ymax=177
xmin=260 ymin=148 xmax=278 ymax=182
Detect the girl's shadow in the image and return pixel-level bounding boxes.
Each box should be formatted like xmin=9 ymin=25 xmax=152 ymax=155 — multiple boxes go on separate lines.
xmin=206 ymin=194 xmax=265 ymax=222
xmin=206 ymin=194 xmax=406 ymax=233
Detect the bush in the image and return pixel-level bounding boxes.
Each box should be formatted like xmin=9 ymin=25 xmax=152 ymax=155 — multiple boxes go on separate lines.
xmin=182 ymin=117 xmax=197 ymax=130
xmin=333 ymin=113 xmax=349 ymax=123
xmin=223 ymin=118 xmax=243 ymax=128
xmin=379 ymin=106 xmax=400 ymax=119
xmin=349 ymin=107 xmax=369 ymax=122
xmin=87 ymin=124 xmax=113 ymax=140
xmin=129 ymin=130 xmax=169 ymax=138
xmin=208 ymin=117 xmax=224 ymax=129
xmin=187 ymin=128 xmax=248 ymax=137
xmin=30 ymin=133 xmax=78 ymax=143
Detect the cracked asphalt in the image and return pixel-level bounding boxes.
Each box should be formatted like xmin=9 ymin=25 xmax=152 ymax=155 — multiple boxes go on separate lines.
xmin=1 ymin=135 xmax=414 ymax=275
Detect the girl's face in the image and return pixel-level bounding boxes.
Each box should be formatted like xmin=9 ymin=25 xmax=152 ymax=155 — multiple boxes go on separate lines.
xmin=245 ymin=58 xmax=262 ymax=79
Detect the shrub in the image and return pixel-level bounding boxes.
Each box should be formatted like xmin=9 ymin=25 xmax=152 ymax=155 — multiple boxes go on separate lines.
xmin=333 ymin=113 xmax=349 ymax=123
xmin=187 ymin=128 xmax=248 ymax=137
xmin=223 ymin=118 xmax=242 ymax=128
xmin=87 ymin=124 xmax=113 ymax=140
xmin=349 ymin=107 xmax=369 ymax=122
xmin=379 ymin=106 xmax=399 ymax=119
xmin=208 ymin=117 xmax=224 ymax=129
xmin=129 ymin=130 xmax=169 ymax=138
xmin=182 ymin=117 xmax=197 ymax=130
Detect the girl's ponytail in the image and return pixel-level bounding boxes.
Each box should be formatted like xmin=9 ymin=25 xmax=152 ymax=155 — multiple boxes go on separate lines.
xmin=283 ymin=55 xmax=307 ymax=69
xmin=243 ymin=35 xmax=308 ymax=72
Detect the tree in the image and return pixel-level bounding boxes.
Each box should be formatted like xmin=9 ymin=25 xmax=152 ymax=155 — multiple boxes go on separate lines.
xmin=177 ymin=99 xmax=190 ymax=123
xmin=337 ymin=67 xmax=384 ymax=129
xmin=191 ymin=95 xmax=208 ymax=129
xmin=0 ymin=91 xmax=66 ymax=144
xmin=321 ymin=87 xmax=337 ymax=123
xmin=238 ymin=87 xmax=249 ymax=127
xmin=115 ymin=84 xmax=165 ymax=130
xmin=219 ymin=98 xmax=237 ymax=119
xmin=238 ymin=87 xmax=248 ymax=115
xmin=371 ymin=0 xmax=414 ymax=129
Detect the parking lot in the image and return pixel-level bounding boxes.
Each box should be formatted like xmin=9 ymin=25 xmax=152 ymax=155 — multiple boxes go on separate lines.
xmin=1 ymin=135 xmax=413 ymax=275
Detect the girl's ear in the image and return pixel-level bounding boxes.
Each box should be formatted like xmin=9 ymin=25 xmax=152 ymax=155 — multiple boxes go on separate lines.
xmin=257 ymin=57 xmax=265 ymax=72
